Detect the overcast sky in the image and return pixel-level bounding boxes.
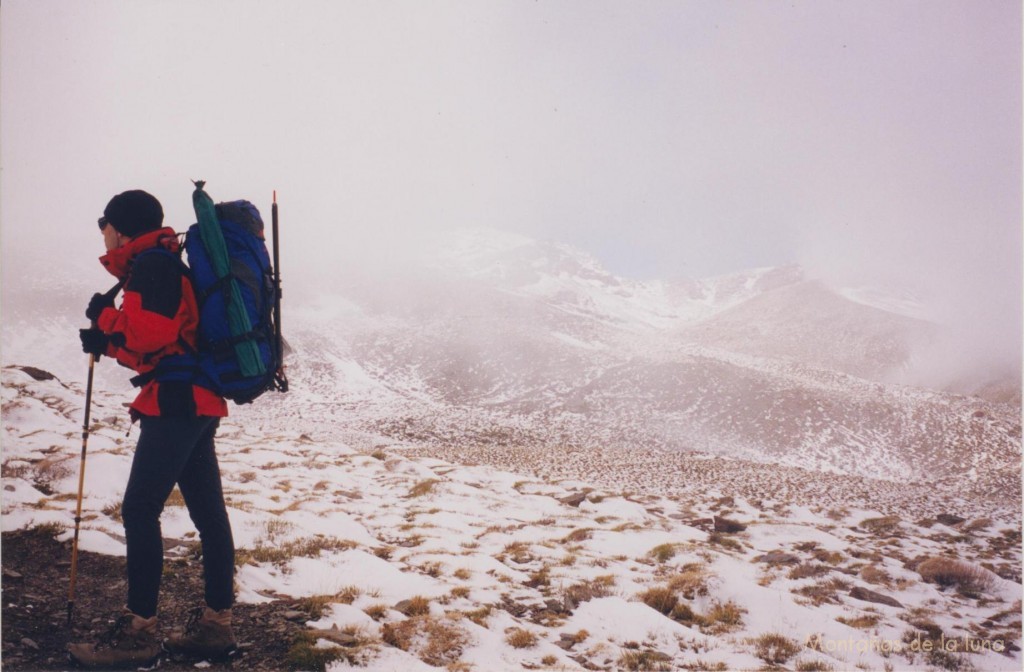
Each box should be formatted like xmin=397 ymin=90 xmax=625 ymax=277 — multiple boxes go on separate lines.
xmin=2 ymin=0 xmax=1021 ymax=355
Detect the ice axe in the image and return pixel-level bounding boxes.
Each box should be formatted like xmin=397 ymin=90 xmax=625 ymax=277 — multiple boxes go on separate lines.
xmin=67 ymin=279 xmax=124 ymax=627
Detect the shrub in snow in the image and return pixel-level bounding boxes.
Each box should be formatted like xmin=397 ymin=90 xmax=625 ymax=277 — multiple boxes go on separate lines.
xmin=381 ymin=615 xmax=470 ymax=667
xmin=407 ymin=478 xmax=440 ymax=498
xmin=617 ymin=648 xmax=673 ymax=671
xmin=562 ymin=576 xmax=614 ymax=608
xmin=917 ymin=557 xmax=998 ymax=596
xmin=648 ymin=543 xmax=677 ymax=563
xmin=505 ymin=627 xmax=539 ymax=648
xmin=858 ymin=515 xmax=902 ymax=534
xmin=752 ymin=632 xmax=801 ymax=664
xmin=667 ymin=565 xmax=710 ymax=599
xmin=638 ymin=586 xmax=677 ymax=615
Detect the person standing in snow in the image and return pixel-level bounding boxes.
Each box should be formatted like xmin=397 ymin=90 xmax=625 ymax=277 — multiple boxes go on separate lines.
xmin=68 ymin=190 xmax=238 ymax=668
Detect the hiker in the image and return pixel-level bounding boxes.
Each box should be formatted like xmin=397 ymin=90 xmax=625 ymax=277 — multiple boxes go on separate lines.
xmin=68 ymin=190 xmax=238 ymax=668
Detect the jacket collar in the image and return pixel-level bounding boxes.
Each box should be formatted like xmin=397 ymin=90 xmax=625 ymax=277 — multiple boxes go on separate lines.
xmin=99 ymin=227 xmax=180 ymax=279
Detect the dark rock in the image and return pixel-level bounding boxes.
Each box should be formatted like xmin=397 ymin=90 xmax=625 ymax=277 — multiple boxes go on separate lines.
xmin=849 ymin=586 xmax=903 ymax=608
xmin=936 ymin=514 xmax=966 ymax=527
xmin=20 ymin=638 xmax=39 ymax=650
xmin=754 ymin=551 xmax=801 ymax=565
xmin=545 ymin=599 xmax=571 ymax=614
xmin=713 ymin=516 xmax=747 ymax=533
xmin=14 ymin=366 xmax=57 ymax=382
xmin=309 ymin=628 xmax=358 ymax=647
xmin=686 ymin=518 xmax=715 ymax=531
xmin=559 ymin=492 xmax=588 ymax=507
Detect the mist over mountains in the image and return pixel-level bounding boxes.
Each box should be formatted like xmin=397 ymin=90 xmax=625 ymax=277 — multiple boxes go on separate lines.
xmin=250 ymin=231 xmax=1018 ymax=503
xmin=3 ymin=227 xmax=1020 ymax=505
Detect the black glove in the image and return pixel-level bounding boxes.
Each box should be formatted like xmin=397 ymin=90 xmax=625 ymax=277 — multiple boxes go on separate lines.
xmin=79 ymin=328 xmax=109 ymax=357
xmin=85 ymin=292 xmax=115 ymax=323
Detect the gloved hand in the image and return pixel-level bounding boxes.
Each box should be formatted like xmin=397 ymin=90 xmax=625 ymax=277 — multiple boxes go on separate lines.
xmin=79 ymin=328 xmax=110 ymax=357
xmin=85 ymin=292 xmax=115 ymax=323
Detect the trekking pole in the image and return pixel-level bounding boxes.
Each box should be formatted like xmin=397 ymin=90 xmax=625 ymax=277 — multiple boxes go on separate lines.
xmin=67 ymin=279 xmax=122 ymax=627
xmin=271 ymin=190 xmax=288 ymax=392
xmin=66 ymin=352 xmax=97 ymax=627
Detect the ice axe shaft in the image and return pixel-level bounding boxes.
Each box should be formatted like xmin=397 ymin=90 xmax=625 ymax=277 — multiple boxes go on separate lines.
xmin=66 ymin=352 xmax=97 ymax=627
xmin=272 ymin=190 xmax=288 ymax=392
xmin=67 ymin=278 xmax=122 ymax=627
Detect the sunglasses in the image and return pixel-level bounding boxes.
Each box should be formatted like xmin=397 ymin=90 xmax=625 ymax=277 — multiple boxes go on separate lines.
xmin=98 ymin=216 xmax=109 ymax=231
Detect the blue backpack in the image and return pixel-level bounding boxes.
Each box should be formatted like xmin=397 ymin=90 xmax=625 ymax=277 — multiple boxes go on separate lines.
xmin=138 ymin=183 xmax=287 ymax=404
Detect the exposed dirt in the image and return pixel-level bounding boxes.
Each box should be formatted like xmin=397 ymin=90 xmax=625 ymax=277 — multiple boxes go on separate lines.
xmin=1 ymin=528 xmax=316 ymax=671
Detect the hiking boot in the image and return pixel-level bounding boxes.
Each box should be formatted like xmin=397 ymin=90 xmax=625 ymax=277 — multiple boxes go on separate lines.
xmin=68 ymin=611 xmax=160 ymax=669
xmin=165 ymin=605 xmax=237 ymax=660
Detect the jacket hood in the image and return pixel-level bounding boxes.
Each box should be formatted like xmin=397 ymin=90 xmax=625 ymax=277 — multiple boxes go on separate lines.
xmin=99 ymin=227 xmax=180 ymax=279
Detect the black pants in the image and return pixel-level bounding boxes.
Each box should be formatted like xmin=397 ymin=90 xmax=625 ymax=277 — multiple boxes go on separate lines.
xmin=122 ymin=416 xmax=234 ymax=618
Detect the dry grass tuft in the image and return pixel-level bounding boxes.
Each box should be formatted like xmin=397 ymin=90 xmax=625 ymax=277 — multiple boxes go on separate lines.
xmin=463 ymin=605 xmax=492 ymax=627
xmin=399 ymin=595 xmax=432 ymax=617
xmin=648 ymin=543 xmax=678 ymax=563
xmin=617 ymin=649 xmax=672 ymax=671
xmin=917 ymin=557 xmax=998 ymax=595
xmin=638 ymin=586 xmax=677 ymax=615
xmin=859 ymin=515 xmax=901 ymax=534
xmin=363 ymin=604 xmax=389 ymax=621
xmin=236 ymin=536 xmax=357 ymax=567
xmin=752 ymin=632 xmax=801 ymax=664
xmin=836 ymin=614 xmax=881 ymax=629
xmin=165 ymin=487 xmax=186 ymax=507
xmin=795 ymin=660 xmax=836 ymax=671
xmin=563 ymin=576 xmax=615 ymax=608
xmin=284 ymin=632 xmax=344 ymax=671
xmin=505 ymin=627 xmax=539 ymax=648
xmin=667 ymin=566 xmax=710 ymax=599
xmin=381 ymin=615 xmax=470 ymax=667
xmin=788 ymin=563 xmax=831 ymax=580
xmin=562 ymin=528 xmax=593 ymax=543
xmin=703 ymin=600 xmax=746 ymax=634
xmin=859 ymin=564 xmax=891 ymax=586
xmin=408 ymin=479 xmax=440 ymax=498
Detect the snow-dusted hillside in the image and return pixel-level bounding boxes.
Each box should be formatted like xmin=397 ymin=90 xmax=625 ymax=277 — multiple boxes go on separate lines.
xmin=3 ymin=228 xmax=1019 ymax=506
xmin=3 ymin=367 xmax=1021 ymax=671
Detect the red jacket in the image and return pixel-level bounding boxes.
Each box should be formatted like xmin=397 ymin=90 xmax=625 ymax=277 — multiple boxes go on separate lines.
xmin=97 ymin=228 xmax=227 ymax=418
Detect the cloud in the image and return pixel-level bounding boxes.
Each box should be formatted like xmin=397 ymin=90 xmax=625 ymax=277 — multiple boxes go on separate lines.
xmin=2 ymin=0 xmax=1019 ymax=385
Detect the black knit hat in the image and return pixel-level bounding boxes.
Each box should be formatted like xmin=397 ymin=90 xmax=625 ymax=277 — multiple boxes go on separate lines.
xmin=102 ymin=190 xmax=163 ymax=238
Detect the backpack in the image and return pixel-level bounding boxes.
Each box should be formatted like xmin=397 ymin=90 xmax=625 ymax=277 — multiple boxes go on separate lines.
xmin=139 ymin=181 xmax=287 ymax=404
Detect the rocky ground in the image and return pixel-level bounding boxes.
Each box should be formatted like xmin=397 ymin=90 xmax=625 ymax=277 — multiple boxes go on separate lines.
xmin=1 ymin=527 xmax=322 ymax=671
xmin=3 ymin=368 xmax=1022 ymax=671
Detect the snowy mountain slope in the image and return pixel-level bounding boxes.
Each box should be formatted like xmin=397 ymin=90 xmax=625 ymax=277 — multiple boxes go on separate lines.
xmin=250 ymin=254 xmax=1019 ymax=501
xmin=679 ymin=280 xmax=937 ymax=381
xmin=3 ymin=368 xmax=1021 ymax=671
xmin=7 ymin=227 xmax=1016 ymax=507
xmin=428 ymin=229 xmax=808 ymax=329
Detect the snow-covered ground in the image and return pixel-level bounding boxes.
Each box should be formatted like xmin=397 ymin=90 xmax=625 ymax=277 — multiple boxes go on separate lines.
xmin=3 ymin=366 xmax=1021 ymax=671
